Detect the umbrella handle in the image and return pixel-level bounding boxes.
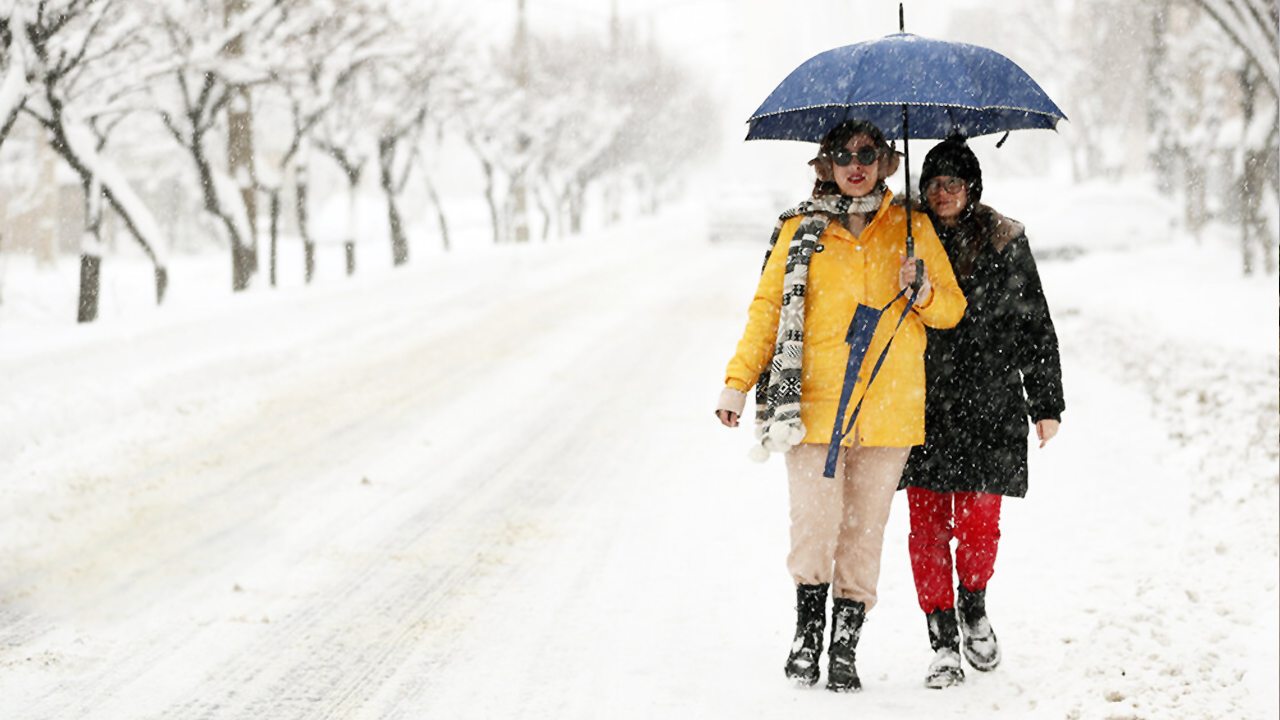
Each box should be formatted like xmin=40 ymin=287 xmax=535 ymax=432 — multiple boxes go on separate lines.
xmin=905 ymin=224 xmax=923 ymax=291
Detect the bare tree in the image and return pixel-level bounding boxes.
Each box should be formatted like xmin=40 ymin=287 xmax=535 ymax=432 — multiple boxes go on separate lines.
xmin=0 ymin=3 xmax=31 ymax=152
xmin=265 ymin=3 xmax=386 ymax=283
xmin=312 ymin=72 xmax=372 ymax=275
xmin=19 ymin=0 xmax=169 ymax=321
xmin=366 ymin=11 xmax=461 ymax=265
xmin=1190 ymin=0 xmax=1279 ymax=274
xmin=455 ymin=58 xmax=519 ymax=246
xmin=147 ymin=0 xmax=288 ymax=292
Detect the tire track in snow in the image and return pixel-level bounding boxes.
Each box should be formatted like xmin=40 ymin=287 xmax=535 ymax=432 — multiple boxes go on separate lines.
xmin=0 ymin=235 xmax=708 ymax=719
xmin=147 ymin=248 xmax=707 ymax=720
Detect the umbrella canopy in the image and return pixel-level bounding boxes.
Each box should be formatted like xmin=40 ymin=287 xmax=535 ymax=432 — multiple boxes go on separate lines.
xmin=746 ymin=33 xmax=1066 ymax=143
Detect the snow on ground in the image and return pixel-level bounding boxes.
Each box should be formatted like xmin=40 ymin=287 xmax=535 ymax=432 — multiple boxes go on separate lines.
xmin=0 ymin=178 xmax=1276 ymax=719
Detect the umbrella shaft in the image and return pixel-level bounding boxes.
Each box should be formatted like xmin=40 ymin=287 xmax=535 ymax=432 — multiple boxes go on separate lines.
xmin=902 ymin=104 xmax=915 ymax=258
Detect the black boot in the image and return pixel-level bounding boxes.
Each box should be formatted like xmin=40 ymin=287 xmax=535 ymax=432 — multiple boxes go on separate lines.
xmin=923 ymin=608 xmax=965 ymax=688
xmin=957 ymin=586 xmax=1001 ymax=671
xmin=784 ymin=583 xmax=828 ymax=685
xmin=825 ymin=598 xmax=865 ymax=692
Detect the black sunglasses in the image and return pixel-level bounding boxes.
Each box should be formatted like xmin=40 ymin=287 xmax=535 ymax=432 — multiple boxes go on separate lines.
xmin=924 ymin=177 xmax=968 ymax=195
xmin=827 ymin=146 xmax=880 ymax=167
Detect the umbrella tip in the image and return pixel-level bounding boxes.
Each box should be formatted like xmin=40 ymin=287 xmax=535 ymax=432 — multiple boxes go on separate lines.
xmin=898 ymin=3 xmax=905 ymax=32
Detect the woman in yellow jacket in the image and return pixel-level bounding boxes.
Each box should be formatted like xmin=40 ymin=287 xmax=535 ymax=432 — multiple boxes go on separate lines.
xmin=715 ymin=120 xmax=965 ymax=692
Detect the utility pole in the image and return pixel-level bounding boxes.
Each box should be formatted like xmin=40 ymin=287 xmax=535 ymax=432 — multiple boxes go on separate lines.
xmin=610 ymin=0 xmax=620 ymax=55
xmin=225 ymin=0 xmax=259 ymax=289
xmin=511 ymin=0 xmax=531 ymax=242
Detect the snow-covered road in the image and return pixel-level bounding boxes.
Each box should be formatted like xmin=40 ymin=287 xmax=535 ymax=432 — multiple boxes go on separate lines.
xmin=1 ymin=201 xmax=1276 ymax=719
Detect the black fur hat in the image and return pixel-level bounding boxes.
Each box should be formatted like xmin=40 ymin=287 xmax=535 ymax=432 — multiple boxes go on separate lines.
xmin=919 ymin=136 xmax=982 ymax=205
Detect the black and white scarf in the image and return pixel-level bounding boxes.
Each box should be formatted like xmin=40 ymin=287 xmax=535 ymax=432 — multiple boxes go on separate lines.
xmin=750 ymin=189 xmax=885 ymax=461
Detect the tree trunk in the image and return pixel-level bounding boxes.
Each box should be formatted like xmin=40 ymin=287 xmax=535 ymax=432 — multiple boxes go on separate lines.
xmin=304 ymin=241 xmax=316 ymax=283
xmin=345 ymin=179 xmax=358 ymax=276
xmin=294 ymin=163 xmax=316 ymax=284
xmin=268 ymin=187 xmax=280 ymax=287
xmin=1146 ymin=0 xmax=1175 ymax=194
xmin=227 ymin=92 xmax=259 ymax=277
xmin=225 ymin=0 xmax=259 ymax=280
xmin=155 ymin=266 xmax=168 ymax=304
xmin=534 ymin=185 xmax=552 ymax=242
xmin=1182 ymin=149 xmax=1208 ymax=240
xmin=77 ymin=252 xmax=101 ymax=323
xmin=568 ymin=182 xmax=585 ymax=235
xmin=511 ymin=152 xmax=530 ymax=243
xmin=1238 ymin=63 xmax=1277 ymax=276
xmin=77 ymin=178 xmax=103 ymax=323
xmin=480 ymin=158 xmax=501 ymax=244
xmin=378 ymin=136 xmax=409 ymax=266
xmin=188 ymin=126 xmax=252 ymax=291
xmin=320 ymin=144 xmax=363 ymax=276
xmin=424 ymin=175 xmax=451 ymax=252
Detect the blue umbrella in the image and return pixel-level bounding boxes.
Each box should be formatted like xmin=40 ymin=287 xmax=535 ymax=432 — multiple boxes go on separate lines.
xmin=745 ymin=14 xmax=1066 ymax=257
xmin=745 ymin=34 xmax=1066 ymax=144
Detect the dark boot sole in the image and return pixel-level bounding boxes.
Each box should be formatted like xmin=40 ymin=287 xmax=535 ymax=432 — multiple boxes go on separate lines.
xmin=963 ymin=650 xmax=1000 ymax=672
xmin=826 ymin=665 xmax=862 ymax=692
xmin=924 ymin=668 xmax=965 ymax=688
xmin=785 ymin=648 xmax=821 ymax=686
xmin=962 ymin=636 xmax=1001 ymax=672
xmin=784 ymin=666 xmax=820 ymax=686
xmin=826 ymin=678 xmax=862 ymax=693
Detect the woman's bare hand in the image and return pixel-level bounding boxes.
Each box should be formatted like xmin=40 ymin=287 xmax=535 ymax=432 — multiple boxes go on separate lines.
xmin=716 ymin=409 xmax=740 ymax=428
xmin=899 ymin=256 xmax=933 ymax=304
xmin=1036 ymin=419 xmax=1060 ymax=448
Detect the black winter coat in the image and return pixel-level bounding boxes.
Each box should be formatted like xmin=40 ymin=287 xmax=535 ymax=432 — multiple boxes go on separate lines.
xmin=900 ymin=204 xmax=1065 ymax=498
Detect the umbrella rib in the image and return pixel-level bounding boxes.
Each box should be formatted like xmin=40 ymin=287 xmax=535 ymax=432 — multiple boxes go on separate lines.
xmin=748 ymin=101 xmax=1061 ymax=122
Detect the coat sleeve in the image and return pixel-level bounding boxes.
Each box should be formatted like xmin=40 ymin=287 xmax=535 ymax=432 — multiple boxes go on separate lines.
xmin=1006 ymin=235 xmax=1065 ymax=422
xmin=911 ymin=215 xmax=966 ymax=329
xmin=723 ymin=219 xmax=794 ymax=392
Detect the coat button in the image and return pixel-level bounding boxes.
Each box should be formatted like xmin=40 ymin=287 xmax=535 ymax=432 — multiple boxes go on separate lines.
xmin=815 ymin=244 xmax=825 ymax=253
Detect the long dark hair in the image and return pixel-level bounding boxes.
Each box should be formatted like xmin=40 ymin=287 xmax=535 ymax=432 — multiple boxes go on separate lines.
xmin=926 ymin=205 xmax=1000 ymax=280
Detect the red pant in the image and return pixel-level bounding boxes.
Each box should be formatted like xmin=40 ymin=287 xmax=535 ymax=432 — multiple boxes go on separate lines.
xmin=907 ymin=487 xmax=1002 ymax=613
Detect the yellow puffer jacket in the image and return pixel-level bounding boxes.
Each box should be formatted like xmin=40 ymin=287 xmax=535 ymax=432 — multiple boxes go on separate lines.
xmin=725 ymin=192 xmax=966 ymax=448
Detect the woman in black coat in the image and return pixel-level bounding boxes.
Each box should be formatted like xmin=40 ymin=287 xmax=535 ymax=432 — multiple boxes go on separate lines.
xmin=899 ymin=137 xmax=1065 ymax=689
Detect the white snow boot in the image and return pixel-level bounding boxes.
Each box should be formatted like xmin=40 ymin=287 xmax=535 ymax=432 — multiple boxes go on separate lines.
xmin=923 ymin=608 xmax=965 ymax=688
xmin=957 ymin=586 xmax=1001 ymax=671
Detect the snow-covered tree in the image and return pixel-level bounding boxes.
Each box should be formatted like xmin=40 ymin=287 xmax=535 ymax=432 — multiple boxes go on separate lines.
xmin=0 ymin=2 xmax=32 ymax=152
xmin=953 ymin=0 xmax=1278 ymax=276
xmin=17 ymin=0 xmax=170 ymax=321
xmin=456 ymin=60 xmax=521 ymax=245
xmin=458 ymin=21 xmax=715 ymax=244
xmin=365 ymin=5 xmax=461 ymax=265
xmin=1188 ymin=0 xmax=1278 ymax=275
xmin=522 ymin=32 xmax=626 ymax=239
xmin=262 ymin=0 xmax=387 ymax=282
xmin=146 ymin=0 xmax=290 ymax=292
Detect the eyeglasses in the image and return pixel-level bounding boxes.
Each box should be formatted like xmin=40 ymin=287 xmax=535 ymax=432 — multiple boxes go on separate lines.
xmin=924 ymin=177 xmax=967 ymax=195
xmin=827 ymin=146 xmax=880 ymax=167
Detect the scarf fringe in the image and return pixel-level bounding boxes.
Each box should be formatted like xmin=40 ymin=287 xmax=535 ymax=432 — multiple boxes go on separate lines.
xmin=750 ymin=189 xmax=885 ymax=461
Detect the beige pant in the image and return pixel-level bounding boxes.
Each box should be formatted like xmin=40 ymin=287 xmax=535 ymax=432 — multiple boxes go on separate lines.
xmin=785 ymin=442 xmax=910 ymax=610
